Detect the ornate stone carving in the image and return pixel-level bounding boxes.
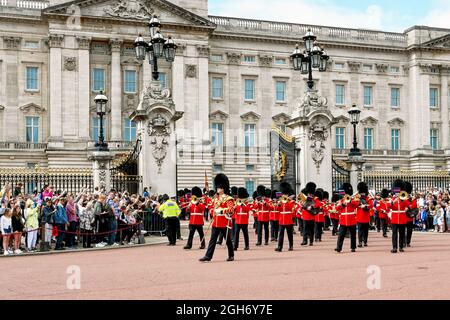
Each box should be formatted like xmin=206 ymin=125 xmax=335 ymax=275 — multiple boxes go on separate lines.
xmin=185 ymin=64 xmax=197 ymax=78
xmin=104 ymin=0 xmax=154 ymax=20
xmin=360 ymin=116 xmax=378 ymax=126
xmin=226 ymin=52 xmax=242 ymax=65
xmin=48 ymin=34 xmax=64 ymax=48
xmin=259 ymin=55 xmax=273 ymax=67
xmin=272 ymin=113 xmax=291 ymax=125
xmin=109 ymin=39 xmax=123 ymax=52
xmin=240 ymin=111 xmax=261 ymax=122
xmin=375 ymin=63 xmax=388 ymax=73
xmin=147 ymin=114 xmax=171 ymax=173
xmin=196 ymin=45 xmax=210 ymax=57
xmin=175 ymin=43 xmax=187 ymax=56
xmin=64 ymin=57 xmax=77 ymax=71
xmin=19 ymin=103 xmax=45 ymax=114
xmin=309 ymin=120 xmax=329 ymax=171
xmin=296 ymin=90 xmax=328 ymax=117
xmin=387 ymin=117 xmax=405 ymax=127
xmin=335 ymin=115 xmax=350 ymax=125
xmin=98 ymin=163 xmax=107 ymax=188
xmin=347 ymin=61 xmax=361 ymax=72
xmin=209 ymin=110 xmax=229 ymax=121
xmin=76 ymin=36 xmax=91 ymax=50
xmin=2 ymin=37 xmax=21 ymax=49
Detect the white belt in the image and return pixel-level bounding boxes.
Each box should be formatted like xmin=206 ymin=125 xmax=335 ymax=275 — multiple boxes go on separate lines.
xmin=190 ymin=213 xmax=203 ymax=216
xmin=259 ymin=211 xmax=269 ymax=213
xmin=280 ymin=212 xmax=292 ymax=215
xmin=392 ymin=211 xmax=405 ymax=213
xmin=340 ymin=212 xmax=356 ymax=216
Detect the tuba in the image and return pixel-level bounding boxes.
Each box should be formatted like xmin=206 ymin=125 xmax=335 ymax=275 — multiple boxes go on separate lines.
xmin=399 ymin=191 xmax=409 ymax=201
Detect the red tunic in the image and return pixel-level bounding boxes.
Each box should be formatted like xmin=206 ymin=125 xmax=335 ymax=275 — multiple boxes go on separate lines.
xmin=391 ymin=197 xmax=410 ymax=225
xmin=302 ymin=197 xmax=321 ymax=221
xmin=256 ymin=199 xmax=273 ymax=222
xmin=315 ymin=200 xmax=326 ymax=223
xmin=295 ymin=202 xmax=303 ymax=219
xmin=234 ymin=203 xmax=250 ymax=225
xmin=406 ymin=198 xmax=417 ymax=222
xmin=356 ymin=197 xmax=373 ymax=224
xmin=277 ymin=201 xmax=295 ymax=225
xmin=212 ymin=195 xmax=235 ymax=228
xmin=269 ymin=202 xmax=280 ymax=222
xmin=376 ymin=200 xmax=390 ymax=220
xmin=188 ymin=203 xmax=205 ymax=226
xmin=328 ymin=203 xmax=339 ymax=220
xmin=336 ymin=199 xmax=359 ymax=226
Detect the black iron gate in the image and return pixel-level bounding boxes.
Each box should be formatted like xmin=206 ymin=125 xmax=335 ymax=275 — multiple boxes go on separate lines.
xmin=332 ymin=159 xmax=350 ymax=192
xmin=270 ymin=128 xmax=296 ymax=192
xmin=110 ymin=138 xmax=142 ymax=194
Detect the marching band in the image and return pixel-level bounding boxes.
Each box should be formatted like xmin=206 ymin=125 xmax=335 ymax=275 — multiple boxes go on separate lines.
xmin=180 ymin=173 xmax=420 ymax=262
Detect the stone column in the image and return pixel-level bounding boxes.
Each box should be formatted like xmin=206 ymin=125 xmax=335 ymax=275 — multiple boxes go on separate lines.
xmin=347 ymin=155 xmax=366 ymax=188
xmin=89 ymin=151 xmax=113 ymax=191
xmin=441 ymin=73 xmax=449 ymax=149
xmin=77 ymin=36 xmax=91 ymax=140
xmin=48 ymin=34 xmax=64 ymax=147
xmin=288 ymin=90 xmax=336 ymax=193
xmin=110 ymin=39 xmax=123 ymax=141
xmin=197 ymin=45 xmax=210 ymax=143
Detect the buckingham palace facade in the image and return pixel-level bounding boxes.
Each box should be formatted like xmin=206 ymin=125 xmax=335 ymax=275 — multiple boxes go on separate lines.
xmin=1 ymin=0 xmax=450 ymax=193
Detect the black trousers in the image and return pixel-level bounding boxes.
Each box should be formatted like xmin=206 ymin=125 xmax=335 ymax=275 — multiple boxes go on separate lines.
xmin=375 ymin=217 xmax=381 ymax=232
xmin=233 ymin=224 xmax=249 ymax=249
xmin=204 ymin=227 xmax=234 ymax=260
xmin=186 ymin=224 xmax=205 ymax=248
xmin=357 ymin=223 xmax=370 ymax=245
xmin=175 ymin=218 xmax=181 ymax=239
xmin=302 ymin=220 xmax=315 ymax=244
xmin=253 ymin=217 xmax=258 ymax=232
xmin=380 ymin=218 xmax=388 ymax=236
xmin=165 ymin=217 xmax=179 ymax=245
xmin=392 ymin=224 xmax=406 ymax=250
xmin=331 ymin=219 xmax=339 ymax=235
xmin=270 ymin=220 xmax=279 ymax=240
xmin=298 ymin=217 xmax=304 ymax=234
xmin=336 ymin=225 xmax=357 ymax=251
xmin=257 ymin=221 xmax=269 ymax=244
xmin=325 ymin=216 xmax=331 ymax=229
xmin=81 ymin=229 xmax=93 ymax=248
xmin=314 ymin=222 xmax=324 ymax=241
xmin=405 ymin=221 xmax=414 ymax=246
xmin=204 ymin=208 xmax=209 ymax=222
xmin=277 ymin=225 xmax=294 ymax=250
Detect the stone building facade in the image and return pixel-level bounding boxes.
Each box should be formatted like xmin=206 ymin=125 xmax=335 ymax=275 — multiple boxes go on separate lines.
xmin=1 ymin=0 xmax=450 ymax=193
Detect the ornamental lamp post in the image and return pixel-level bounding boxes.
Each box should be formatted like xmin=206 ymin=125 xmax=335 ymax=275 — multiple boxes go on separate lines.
xmin=94 ymin=91 xmax=109 ymax=152
xmin=291 ymin=28 xmax=330 ymax=90
xmin=134 ymin=15 xmax=177 ymax=81
xmin=348 ymin=104 xmax=362 ymax=157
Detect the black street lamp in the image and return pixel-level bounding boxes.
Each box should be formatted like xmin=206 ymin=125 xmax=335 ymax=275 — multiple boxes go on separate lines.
xmin=134 ymin=15 xmax=177 ymax=81
xmin=94 ymin=91 xmax=109 ymax=151
xmin=348 ymin=104 xmax=362 ymax=157
xmin=291 ymin=28 xmax=329 ymax=90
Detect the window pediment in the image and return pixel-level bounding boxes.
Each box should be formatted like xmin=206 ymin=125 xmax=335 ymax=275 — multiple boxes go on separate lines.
xmin=388 ymin=117 xmax=405 ymax=127
xmin=360 ymin=116 xmax=378 ymax=126
xmin=272 ymin=113 xmax=290 ymax=124
xmin=240 ymin=111 xmax=261 ymax=122
xmin=335 ymin=115 xmax=350 ymax=124
xmin=209 ymin=110 xmax=229 ymax=121
xmin=19 ymin=103 xmax=45 ymax=114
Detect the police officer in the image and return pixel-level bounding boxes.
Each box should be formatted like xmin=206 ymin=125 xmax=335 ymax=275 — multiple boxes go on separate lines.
xmin=157 ymin=194 xmax=181 ymax=246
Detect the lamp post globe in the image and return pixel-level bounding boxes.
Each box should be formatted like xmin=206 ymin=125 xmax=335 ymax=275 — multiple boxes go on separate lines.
xmin=348 ymin=104 xmax=362 ymax=157
xmin=94 ymin=91 xmax=109 ymax=152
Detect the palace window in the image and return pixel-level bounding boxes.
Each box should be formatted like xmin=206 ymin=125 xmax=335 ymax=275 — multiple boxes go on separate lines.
xmin=26 ymin=67 xmax=39 ymax=91
xmin=430 ymin=87 xmax=439 ymax=108
xmin=92 ymin=68 xmax=105 ymax=92
xmin=363 ymin=86 xmax=373 ymax=107
xmin=25 ymin=117 xmax=39 ymax=143
xmin=211 ymin=54 xmax=223 ymax=62
xmin=430 ymin=129 xmax=439 ymax=150
xmin=159 ymin=72 xmax=167 ymax=89
xmin=245 ymin=180 xmax=255 ymax=195
xmin=244 ymin=124 xmax=256 ymax=148
xmin=244 ymin=55 xmax=256 ymax=63
xmin=124 ymin=70 xmax=136 ymax=93
xmin=335 ymin=84 xmax=345 ymax=105
xmin=364 ymin=128 xmax=373 ymax=150
xmin=212 ymin=77 xmax=223 ymax=99
xmin=336 ymin=127 xmax=345 ymax=149
xmin=211 ymin=123 xmax=223 ymax=147
xmin=276 ymin=81 xmax=286 ymax=102
xmin=275 ymin=58 xmax=286 ymax=65
xmin=123 ymin=119 xmax=137 ymax=142
xmin=391 ymin=129 xmax=400 ymax=150
xmin=391 ymin=88 xmax=400 ymax=108
xmin=244 ymin=79 xmax=255 ymax=101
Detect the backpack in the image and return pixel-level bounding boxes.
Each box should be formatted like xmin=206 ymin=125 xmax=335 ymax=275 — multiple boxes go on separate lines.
xmin=54 ymin=205 xmax=67 ymax=224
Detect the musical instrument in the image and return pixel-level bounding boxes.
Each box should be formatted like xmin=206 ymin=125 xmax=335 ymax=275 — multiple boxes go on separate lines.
xmin=281 ymin=195 xmax=289 ymax=203
xmin=399 ymin=191 xmax=409 ymax=201
xmin=236 ymin=199 xmax=243 ymax=206
xmin=298 ymin=192 xmax=307 ymax=202
xmin=343 ymin=194 xmax=352 ymax=204
xmin=302 ymin=196 xmax=319 ymax=215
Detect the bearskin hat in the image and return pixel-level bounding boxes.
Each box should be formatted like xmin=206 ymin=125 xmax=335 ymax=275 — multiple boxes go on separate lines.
xmin=238 ymin=187 xmax=249 ymax=199
xmin=252 ymin=191 xmax=258 ymax=200
xmin=177 ymin=189 xmax=185 ymax=197
xmin=331 ymin=193 xmax=340 ymax=202
xmin=315 ymin=188 xmax=324 ymax=201
xmin=191 ymin=186 xmax=202 ymax=198
xmin=357 ymin=182 xmax=369 ymax=195
xmin=271 ymin=190 xmax=279 ymax=199
xmin=381 ymin=189 xmax=390 ymax=199
xmin=214 ymin=173 xmax=230 ymax=195
xmin=208 ymin=190 xmax=215 ymax=197
xmin=305 ymin=182 xmax=317 ymax=195
xmin=280 ymin=182 xmax=293 ymax=196
xmin=231 ymin=186 xmax=238 ymax=197
xmin=323 ymin=191 xmax=329 ymax=200
xmin=183 ymin=188 xmax=190 ymax=195
xmin=392 ymin=179 xmax=405 ymax=193
xmin=404 ymin=181 xmax=413 ymax=194
xmin=340 ymin=182 xmax=353 ymax=196
xmin=265 ymin=189 xmax=272 ymax=198
xmin=257 ymin=185 xmax=266 ymax=197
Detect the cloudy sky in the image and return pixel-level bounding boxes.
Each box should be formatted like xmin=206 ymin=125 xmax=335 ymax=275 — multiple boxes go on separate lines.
xmin=208 ymin=0 xmax=450 ymax=32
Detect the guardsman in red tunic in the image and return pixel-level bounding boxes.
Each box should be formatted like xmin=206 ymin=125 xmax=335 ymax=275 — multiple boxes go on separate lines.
xmin=275 ymin=182 xmax=295 ymax=252
xmin=199 ymin=174 xmax=235 ymax=262
xmin=335 ymin=183 xmax=359 ymax=253
xmin=314 ymin=189 xmax=326 ymax=242
xmin=233 ymin=187 xmax=250 ymax=251
xmin=404 ymin=181 xmax=417 ymax=248
xmin=255 ymin=186 xmax=273 ymax=246
xmin=184 ymin=187 xmax=206 ymax=250
xmin=355 ymin=182 xmax=374 ymax=248
xmin=301 ymin=182 xmax=321 ymax=246
xmin=329 ymin=193 xmax=340 ymax=236
xmin=270 ymin=190 xmax=280 ymax=242
xmin=389 ymin=179 xmax=410 ymax=253
xmin=376 ymin=189 xmax=391 ymax=238
xmin=295 ymin=196 xmax=303 ymax=236
xmin=251 ymin=191 xmax=259 ymax=234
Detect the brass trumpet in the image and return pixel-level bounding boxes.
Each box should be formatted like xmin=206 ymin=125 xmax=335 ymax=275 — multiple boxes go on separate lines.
xmin=399 ymin=191 xmax=409 ymax=201
xmin=343 ymin=194 xmax=352 ymax=204
xmin=281 ymin=195 xmax=289 ymax=203
xmin=236 ymin=198 xmax=243 ymax=206
xmin=298 ymin=192 xmax=307 ymax=202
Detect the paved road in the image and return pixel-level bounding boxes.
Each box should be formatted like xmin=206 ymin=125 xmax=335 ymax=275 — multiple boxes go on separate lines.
xmin=3 ymin=229 xmax=450 ymax=300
